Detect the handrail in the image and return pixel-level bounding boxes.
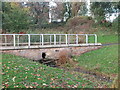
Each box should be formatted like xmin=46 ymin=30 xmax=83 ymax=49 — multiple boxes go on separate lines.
xmin=0 ymin=34 xmax=96 ymax=35
xmin=0 ymin=34 xmax=101 ymax=49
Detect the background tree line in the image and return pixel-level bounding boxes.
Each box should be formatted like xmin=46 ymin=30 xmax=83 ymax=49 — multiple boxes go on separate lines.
xmin=1 ymin=2 xmax=119 ymax=33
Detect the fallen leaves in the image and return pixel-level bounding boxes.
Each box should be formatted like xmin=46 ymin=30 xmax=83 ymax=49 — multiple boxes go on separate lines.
xmin=37 ymin=78 xmax=42 ymax=80
xmin=31 ymin=73 xmax=41 ymax=76
xmin=14 ymin=85 xmax=19 ymax=88
xmin=4 ymin=84 xmax=9 ymax=88
xmin=2 ymin=53 xmax=116 ymax=88
xmin=12 ymin=76 xmax=16 ymax=82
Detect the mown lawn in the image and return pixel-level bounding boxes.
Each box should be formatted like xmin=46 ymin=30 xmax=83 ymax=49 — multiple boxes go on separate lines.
xmin=74 ymin=45 xmax=118 ymax=75
xmin=98 ymin=35 xmax=118 ymax=44
xmin=88 ymin=34 xmax=118 ymax=44
xmin=2 ymin=53 xmax=111 ymax=88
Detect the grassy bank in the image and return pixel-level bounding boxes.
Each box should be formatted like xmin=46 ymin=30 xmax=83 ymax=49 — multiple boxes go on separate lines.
xmin=2 ymin=53 xmax=112 ymax=88
xmin=73 ymin=45 xmax=118 ymax=74
xmin=88 ymin=34 xmax=118 ymax=44
xmin=98 ymin=35 xmax=118 ymax=44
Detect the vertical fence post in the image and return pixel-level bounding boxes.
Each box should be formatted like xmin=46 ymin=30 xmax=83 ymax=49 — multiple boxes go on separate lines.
xmin=76 ymin=34 xmax=78 ymax=44
xmin=17 ymin=35 xmax=19 ymax=46
xmin=50 ymin=35 xmax=51 ymax=45
xmin=54 ymin=34 xmax=56 ymax=45
xmin=41 ymin=34 xmax=44 ymax=45
xmin=68 ymin=34 xmax=70 ymax=45
xmin=59 ymin=35 xmax=61 ymax=45
xmin=5 ymin=35 xmax=7 ymax=46
xmin=95 ymin=34 xmax=97 ymax=44
xmin=28 ymin=34 xmax=30 ymax=48
xmin=86 ymin=34 xmax=88 ymax=44
xmin=65 ymin=34 xmax=68 ymax=45
xmin=40 ymin=35 xmax=41 ymax=45
xmin=13 ymin=34 xmax=16 ymax=48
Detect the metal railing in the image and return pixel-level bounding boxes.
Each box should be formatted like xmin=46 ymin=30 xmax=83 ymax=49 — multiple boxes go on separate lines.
xmin=0 ymin=34 xmax=101 ymax=49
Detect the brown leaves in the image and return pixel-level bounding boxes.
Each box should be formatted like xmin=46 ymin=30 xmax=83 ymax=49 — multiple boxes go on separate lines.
xmin=37 ymin=78 xmax=42 ymax=80
xmin=3 ymin=84 xmax=9 ymax=88
xmin=31 ymin=73 xmax=41 ymax=76
xmin=32 ymin=82 xmax=39 ymax=86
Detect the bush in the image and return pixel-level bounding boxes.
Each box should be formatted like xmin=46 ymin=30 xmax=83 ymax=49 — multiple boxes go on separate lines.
xmin=2 ymin=2 xmax=32 ymax=33
xmin=111 ymin=16 xmax=119 ymax=32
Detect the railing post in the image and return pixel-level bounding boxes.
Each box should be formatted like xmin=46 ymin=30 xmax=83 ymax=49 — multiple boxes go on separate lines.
xmin=17 ymin=35 xmax=19 ymax=46
xmin=59 ymin=35 xmax=61 ymax=45
xmin=86 ymin=34 xmax=88 ymax=44
xmin=41 ymin=34 xmax=44 ymax=45
xmin=65 ymin=34 xmax=68 ymax=45
xmin=40 ymin=35 xmax=41 ymax=45
xmin=54 ymin=34 xmax=56 ymax=45
xmin=5 ymin=35 xmax=7 ymax=46
xmin=50 ymin=35 xmax=51 ymax=45
xmin=28 ymin=34 xmax=30 ymax=48
xmin=68 ymin=34 xmax=70 ymax=45
xmin=13 ymin=34 xmax=16 ymax=48
xmin=95 ymin=34 xmax=97 ymax=44
xmin=76 ymin=34 xmax=78 ymax=44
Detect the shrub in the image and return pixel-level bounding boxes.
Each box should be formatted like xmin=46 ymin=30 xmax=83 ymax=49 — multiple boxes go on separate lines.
xmin=111 ymin=16 xmax=119 ymax=32
xmin=2 ymin=2 xmax=32 ymax=33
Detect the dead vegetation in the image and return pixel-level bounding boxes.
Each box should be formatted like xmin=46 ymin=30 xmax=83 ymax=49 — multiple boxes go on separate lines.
xmin=66 ymin=16 xmax=94 ymax=33
xmin=56 ymin=50 xmax=72 ymax=66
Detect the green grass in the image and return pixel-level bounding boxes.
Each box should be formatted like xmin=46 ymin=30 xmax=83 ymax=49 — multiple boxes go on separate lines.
xmin=89 ymin=26 xmax=118 ymax=44
xmin=98 ymin=35 xmax=118 ymax=44
xmin=26 ymin=28 xmax=65 ymax=34
xmin=73 ymin=45 xmax=118 ymax=74
xmin=88 ymin=35 xmax=118 ymax=44
xmin=2 ymin=26 xmax=118 ymax=88
xmin=2 ymin=53 xmax=111 ymax=88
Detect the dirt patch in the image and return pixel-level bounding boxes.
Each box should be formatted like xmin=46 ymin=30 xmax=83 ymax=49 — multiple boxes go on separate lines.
xmin=1 ymin=46 xmax=101 ymax=61
xmin=1 ymin=46 xmax=101 ymax=68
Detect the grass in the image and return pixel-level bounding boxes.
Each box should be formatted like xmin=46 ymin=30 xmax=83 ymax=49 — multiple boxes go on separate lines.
xmin=26 ymin=28 xmax=65 ymax=34
xmin=88 ymin=34 xmax=118 ymax=44
xmin=27 ymin=28 xmax=118 ymax=44
xmin=73 ymin=45 xmax=118 ymax=74
xmin=2 ymin=53 xmax=112 ymax=88
xmin=97 ymin=35 xmax=118 ymax=44
xmin=1 ymin=25 xmax=118 ymax=88
xmin=72 ymin=44 xmax=118 ymax=88
xmin=92 ymin=26 xmax=118 ymax=44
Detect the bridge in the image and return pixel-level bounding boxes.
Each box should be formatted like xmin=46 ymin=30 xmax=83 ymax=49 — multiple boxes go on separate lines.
xmin=0 ymin=34 xmax=102 ymax=50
